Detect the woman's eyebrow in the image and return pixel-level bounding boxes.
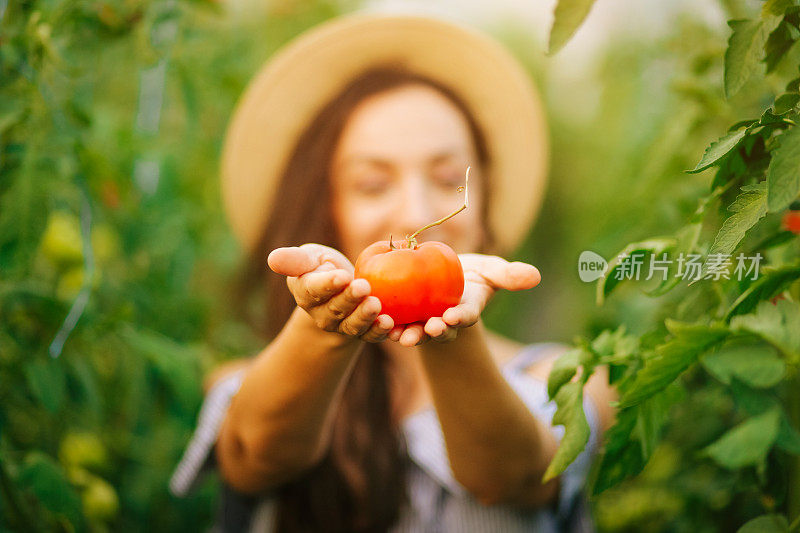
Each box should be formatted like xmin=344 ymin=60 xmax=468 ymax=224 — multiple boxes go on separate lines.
xmin=339 ymin=150 xmax=463 ymax=170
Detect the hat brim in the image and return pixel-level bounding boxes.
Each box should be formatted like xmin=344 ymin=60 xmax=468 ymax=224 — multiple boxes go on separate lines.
xmin=221 ymin=12 xmax=549 ymax=255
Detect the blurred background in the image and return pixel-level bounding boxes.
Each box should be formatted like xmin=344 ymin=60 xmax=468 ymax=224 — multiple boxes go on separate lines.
xmin=1 ymin=0 xmax=791 ymax=530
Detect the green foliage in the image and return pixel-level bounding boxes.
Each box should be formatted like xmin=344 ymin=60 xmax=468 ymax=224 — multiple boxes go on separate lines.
xmin=688 ymin=127 xmax=749 ymax=173
xmin=702 ymin=407 xmax=781 ymax=469
xmin=596 ymin=238 xmax=676 ymax=305
xmin=619 ymin=321 xmax=729 ymax=408
xmin=730 ymin=299 xmax=800 ymax=361
xmin=543 ymin=381 xmax=590 ymax=482
xmin=547 ymin=0 xmax=597 ymax=55
xmin=0 ymin=0 xmax=345 ymax=530
xmin=701 ymin=342 xmax=786 ymax=388
xmin=738 ymin=514 xmax=790 ymax=533
xmin=546 ymin=1 xmax=800 ymax=530
xmin=767 ymin=125 xmax=800 ymax=212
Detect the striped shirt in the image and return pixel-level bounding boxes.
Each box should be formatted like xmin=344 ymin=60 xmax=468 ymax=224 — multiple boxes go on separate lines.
xmin=170 ymin=342 xmax=600 ymax=532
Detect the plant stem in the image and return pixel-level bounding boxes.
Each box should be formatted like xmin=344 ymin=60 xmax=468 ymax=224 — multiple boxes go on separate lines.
xmin=406 ymin=166 xmax=470 ymax=247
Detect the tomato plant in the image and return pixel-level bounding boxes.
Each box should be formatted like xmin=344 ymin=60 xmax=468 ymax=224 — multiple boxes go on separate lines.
xmin=544 ymin=1 xmax=800 ymax=531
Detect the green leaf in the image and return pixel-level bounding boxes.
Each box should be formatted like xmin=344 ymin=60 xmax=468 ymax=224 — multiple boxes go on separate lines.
xmin=725 ymin=16 xmax=783 ymax=99
xmin=773 ymin=92 xmax=800 ymax=114
xmin=646 ymin=222 xmax=704 ymax=297
xmin=634 ymin=383 xmax=683 ymax=458
xmin=776 ymin=415 xmax=800 ymax=453
xmin=738 ymin=514 xmax=789 ymax=533
xmin=17 ymin=452 xmax=83 ymax=527
xmin=596 ymin=238 xmax=676 ymax=305
xmin=24 ymin=359 xmax=67 ymax=414
xmin=702 ymin=342 xmax=785 ymax=388
xmin=547 ymin=347 xmax=581 ymax=398
xmin=766 ymin=126 xmax=800 ymax=212
xmin=687 ymin=128 xmax=748 ymax=173
xmin=120 ymin=325 xmax=202 ymax=413
xmin=761 ymin=0 xmax=795 ymax=19
xmin=730 ymin=299 xmax=800 ymax=362
xmin=620 ymin=320 xmax=728 ymax=407
xmin=714 ymin=182 xmax=768 ymax=256
xmin=0 ymin=109 xmax=24 ymax=135
xmin=698 ymin=182 xmax=768 ymax=279
xmin=547 ymin=0 xmax=597 ymax=55
xmin=591 ymin=407 xmax=645 ymax=494
xmin=703 ymin=408 xmax=781 ymax=469
xmin=730 ymin=378 xmax=781 ymax=415
xmin=593 ymin=326 xmax=638 ymax=364
xmin=730 ymin=381 xmax=800 ymax=454
xmin=726 ymin=263 xmax=800 ymax=319
xmin=765 ymin=21 xmax=797 ymax=74
xmin=543 ymin=381 xmax=590 ymax=481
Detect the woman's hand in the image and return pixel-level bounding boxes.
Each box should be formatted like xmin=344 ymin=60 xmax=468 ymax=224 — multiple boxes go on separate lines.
xmin=389 ymin=254 xmax=541 ymax=347
xmin=267 ymin=244 xmax=395 ymax=343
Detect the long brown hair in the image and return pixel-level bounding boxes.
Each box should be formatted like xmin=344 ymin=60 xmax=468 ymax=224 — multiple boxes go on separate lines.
xmin=234 ymin=63 xmax=492 ymax=532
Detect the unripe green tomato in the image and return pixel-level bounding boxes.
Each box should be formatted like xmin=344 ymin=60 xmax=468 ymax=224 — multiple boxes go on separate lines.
xmin=82 ymin=476 xmax=119 ymax=522
xmin=59 ymin=432 xmax=109 ymax=470
xmin=40 ymin=211 xmax=83 ymax=264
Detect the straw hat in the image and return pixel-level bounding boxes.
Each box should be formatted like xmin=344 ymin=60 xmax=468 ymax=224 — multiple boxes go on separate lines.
xmin=221 ymin=12 xmax=549 ymax=256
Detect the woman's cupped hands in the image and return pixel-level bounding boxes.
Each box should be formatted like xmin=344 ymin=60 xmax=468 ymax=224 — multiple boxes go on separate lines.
xmin=267 ymin=244 xmax=541 ymax=347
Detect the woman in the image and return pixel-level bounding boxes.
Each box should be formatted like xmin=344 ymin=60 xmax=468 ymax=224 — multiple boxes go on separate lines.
xmin=171 ymin=12 xmax=616 ymax=532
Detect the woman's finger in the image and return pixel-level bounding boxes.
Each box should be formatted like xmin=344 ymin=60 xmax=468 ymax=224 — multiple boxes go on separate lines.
xmin=360 ymin=314 xmax=395 ymax=343
xmin=459 ymin=254 xmax=541 ymax=291
xmin=442 ymin=302 xmax=480 ymax=327
xmin=290 ymin=269 xmax=352 ymax=308
xmin=322 ymin=278 xmax=371 ymax=319
xmin=337 ymin=296 xmax=382 ymax=337
xmin=268 ymin=244 xmax=353 ymax=277
xmin=311 ymin=278 xmax=371 ymax=331
xmin=399 ymin=323 xmax=427 ymax=347
xmin=388 ymin=325 xmax=404 ymax=342
xmin=424 ymin=317 xmax=458 ymax=343
xmin=424 ymin=317 xmax=449 ymax=337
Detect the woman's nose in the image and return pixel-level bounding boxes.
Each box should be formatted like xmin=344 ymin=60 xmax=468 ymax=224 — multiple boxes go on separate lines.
xmin=396 ymin=174 xmax=435 ymax=236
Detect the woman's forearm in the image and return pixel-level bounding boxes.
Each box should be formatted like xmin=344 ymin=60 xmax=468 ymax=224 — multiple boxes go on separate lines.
xmin=216 ymin=306 xmax=362 ymax=494
xmin=418 ymin=320 xmax=559 ymax=507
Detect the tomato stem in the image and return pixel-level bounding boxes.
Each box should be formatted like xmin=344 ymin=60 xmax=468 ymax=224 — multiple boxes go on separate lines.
xmin=406 ymin=166 xmax=470 ymax=248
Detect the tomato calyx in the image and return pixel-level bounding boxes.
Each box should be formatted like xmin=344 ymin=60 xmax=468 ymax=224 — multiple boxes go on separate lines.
xmin=388 ymin=166 xmax=471 ymax=250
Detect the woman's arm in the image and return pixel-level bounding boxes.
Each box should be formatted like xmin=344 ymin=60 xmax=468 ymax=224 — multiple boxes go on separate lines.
xmin=217 ymin=245 xmax=394 ymax=495
xmin=216 ymin=307 xmax=363 ymax=494
xmin=417 ymin=319 xmax=561 ymax=507
xmin=216 ymin=307 xmax=366 ymax=494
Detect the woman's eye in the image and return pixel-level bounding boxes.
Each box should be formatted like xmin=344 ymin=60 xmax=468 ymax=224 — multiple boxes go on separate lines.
xmin=434 ymin=173 xmax=463 ymax=189
xmin=355 ymin=179 xmax=390 ymax=195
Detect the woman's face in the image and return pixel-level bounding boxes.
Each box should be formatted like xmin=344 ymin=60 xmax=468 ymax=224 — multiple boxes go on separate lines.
xmin=330 ymin=84 xmax=486 ymax=264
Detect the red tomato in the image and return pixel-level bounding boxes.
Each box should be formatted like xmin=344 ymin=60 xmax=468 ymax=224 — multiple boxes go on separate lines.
xmin=781 ymin=210 xmax=800 ymax=234
xmin=354 ymin=240 xmax=464 ymax=325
